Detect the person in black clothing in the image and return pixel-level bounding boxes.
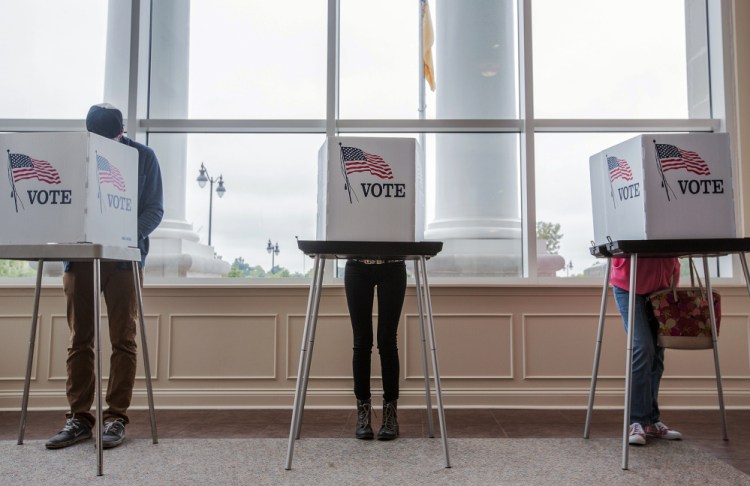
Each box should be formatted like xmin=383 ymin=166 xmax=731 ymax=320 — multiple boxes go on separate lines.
xmin=344 ymin=258 xmax=407 ymax=440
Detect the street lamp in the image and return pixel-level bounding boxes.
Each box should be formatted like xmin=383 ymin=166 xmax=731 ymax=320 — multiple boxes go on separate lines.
xmin=267 ymin=239 xmax=280 ymax=273
xmin=196 ymin=162 xmax=226 ymax=246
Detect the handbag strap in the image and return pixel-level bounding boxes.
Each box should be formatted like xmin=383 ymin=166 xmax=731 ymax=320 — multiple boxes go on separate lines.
xmin=687 ymin=257 xmax=708 ymax=301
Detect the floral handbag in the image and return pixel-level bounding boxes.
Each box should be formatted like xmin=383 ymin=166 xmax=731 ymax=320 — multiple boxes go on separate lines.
xmin=647 ymin=259 xmax=721 ymax=350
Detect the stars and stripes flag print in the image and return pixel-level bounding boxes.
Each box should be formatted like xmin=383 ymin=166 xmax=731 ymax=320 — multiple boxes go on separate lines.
xmin=341 ymin=146 xmax=394 ymax=179
xmin=96 ymin=154 xmax=126 ymax=191
xmin=607 ymin=156 xmax=633 ymax=182
xmin=655 ymin=143 xmax=711 ymax=176
xmin=8 ymin=153 xmax=61 ymax=184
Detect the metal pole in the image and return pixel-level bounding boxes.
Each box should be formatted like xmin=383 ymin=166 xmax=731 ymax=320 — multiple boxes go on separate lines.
xmin=419 ymin=256 xmax=451 ymax=468
xmin=94 ymin=259 xmax=104 ymax=476
xmin=286 ymin=255 xmax=324 ymax=470
xmin=208 ymin=178 xmax=214 ymax=246
xmin=621 ymin=254 xmax=637 ymax=470
xmin=703 ymin=256 xmax=728 ymax=440
xmin=133 ymin=263 xmax=158 ymax=443
xmin=584 ymin=258 xmax=611 ymax=439
xmin=18 ymin=260 xmax=44 ymax=445
xmin=413 ymin=259 xmax=435 ymax=437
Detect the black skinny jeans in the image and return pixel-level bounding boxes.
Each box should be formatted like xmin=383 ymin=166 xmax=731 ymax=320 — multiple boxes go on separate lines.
xmin=344 ymin=260 xmax=407 ymax=403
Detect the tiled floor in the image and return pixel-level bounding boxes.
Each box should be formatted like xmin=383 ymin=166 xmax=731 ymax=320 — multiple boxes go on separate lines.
xmin=2 ymin=408 xmax=749 ymax=475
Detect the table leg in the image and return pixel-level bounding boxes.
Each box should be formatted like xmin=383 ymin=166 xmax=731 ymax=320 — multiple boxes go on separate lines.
xmin=419 ymin=256 xmax=451 ymax=468
xmin=17 ymin=259 xmax=44 ymax=445
xmin=622 ymin=254 xmax=637 ymax=470
xmin=584 ymin=258 xmax=611 ymax=439
xmin=286 ymin=255 xmax=324 ymax=470
xmin=132 ymin=263 xmax=158 ymax=444
xmin=412 ymin=259 xmax=435 ymax=438
xmin=295 ymin=257 xmax=326 ymax=440
xmin=703 ymin=256 xmax=728 ymax=440
xmin=94 ymin=259 xmax=103 ymax=476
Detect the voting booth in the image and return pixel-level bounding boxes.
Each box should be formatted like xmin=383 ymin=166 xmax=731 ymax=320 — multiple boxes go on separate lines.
xmin=287 ymin=137 xmax=450 ymax=470
xmin=0 ymin=132 xmax=138 ymax=247
xmin=586 ymin=132 xmax=740 ymax=470
xmin=589 ymin=133 xmax=735 ymax=243
xmin=317 ymin=136 xmax=424 ymax=241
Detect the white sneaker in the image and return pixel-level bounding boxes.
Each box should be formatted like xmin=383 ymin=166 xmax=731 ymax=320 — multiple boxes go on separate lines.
xmin=628 ymin=422 xmax=646 ymax=445
xmin=645 ymin=421 xmax=682 ymax=440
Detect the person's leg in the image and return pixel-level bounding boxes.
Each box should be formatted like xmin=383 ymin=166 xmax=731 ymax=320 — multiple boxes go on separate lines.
xmin=63 ymin=262 xmax=97 ymax=427
xmin=46 ymin=264 xmax=96 ymax=449
xmin=101 ymin=262 xmax=139 ymax=425
xmin=613 ymin=287 xmax=656 ymax=427
xmin=344 ymin=261 xmax=376 ymax=401
xmin=374 ymin=262 xmax=406 ymax=440
xmin=375 ymin=262 xmax=406 ymax=403
xmin=344 ymin=261 xmax=376 ymax=439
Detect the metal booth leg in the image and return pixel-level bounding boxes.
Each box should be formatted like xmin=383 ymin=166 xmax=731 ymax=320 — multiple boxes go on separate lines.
xmin=132 ymin=263 xmax=158 ymax=444
xmin=418 ymin=256 xmax=451 ymax=468
xmin=412 ymin=259 xmax=435 ymax=438
xmin=702 ymin=256 xmax=728 ymax=440
xmin=18 ymin=259 xmax=44 ymax=445
xmin=286 ymin=255 xmax=325 ymax=470
xmin=93 ymin=259 xmax=104 ymax=476
xmin=584 ymin=258 xmax=611 ymax=439
xmin=621 ymin=254 xmax=638 ymax=470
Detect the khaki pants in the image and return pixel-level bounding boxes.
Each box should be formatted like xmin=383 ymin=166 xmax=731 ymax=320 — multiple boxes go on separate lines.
xmin=63 ymin=262 xmax=142 ymax=427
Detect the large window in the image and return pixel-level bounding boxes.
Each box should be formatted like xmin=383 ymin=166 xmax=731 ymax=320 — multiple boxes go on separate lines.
xmin=0 ymin=0 xmax=108 ymax=118
xmin=0 ymin=0 xmax=733 ymax=281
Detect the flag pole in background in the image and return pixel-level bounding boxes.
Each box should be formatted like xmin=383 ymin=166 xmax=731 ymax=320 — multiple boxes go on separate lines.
xmin=419 ymin=0 xmax=435 ymax=208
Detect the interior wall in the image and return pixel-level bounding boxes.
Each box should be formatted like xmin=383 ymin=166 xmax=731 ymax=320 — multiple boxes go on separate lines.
xmin=1 ymin=282 xmax=749 ymax=411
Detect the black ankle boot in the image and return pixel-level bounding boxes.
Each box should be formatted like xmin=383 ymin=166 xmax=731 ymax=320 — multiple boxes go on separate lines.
xmin=356 ymin=399 xmax=374 ymax=439
xmin=377 ymin=400 xmax=399 ymax=440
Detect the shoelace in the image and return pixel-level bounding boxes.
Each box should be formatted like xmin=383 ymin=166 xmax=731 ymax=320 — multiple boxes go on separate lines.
xmin=104 ymin=420 xmax=124 ymax=434
xmin=62 ymin=419 xmax=80 ymax=432
xmin=358 ymin=403 xmax=372 ymax=425
xmin=383 ymin=405 xmax=397 ymax=430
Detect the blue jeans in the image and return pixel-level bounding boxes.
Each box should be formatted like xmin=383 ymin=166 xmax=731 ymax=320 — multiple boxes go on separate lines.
xmin=613 ymin=286 xmax=665 ymax=426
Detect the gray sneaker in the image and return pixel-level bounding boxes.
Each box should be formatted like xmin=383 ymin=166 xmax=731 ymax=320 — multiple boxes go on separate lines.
xmin=102 ymin=418 xmax=126 ymax=449
xmin=45 ymin=416 xmax=92 ymax=449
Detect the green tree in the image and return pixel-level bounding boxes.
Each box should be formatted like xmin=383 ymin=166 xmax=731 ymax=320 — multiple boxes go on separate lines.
xmin=0 ymin=259 xmax=36 ymax=277
xmin=536 ymin=221 xmax=562 ymax=255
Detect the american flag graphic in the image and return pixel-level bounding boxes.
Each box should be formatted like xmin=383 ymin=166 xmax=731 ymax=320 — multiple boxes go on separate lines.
xmin=655 ymin=143 xmax=711 ymax=176
xmin=341 ymin=146 xmax=394 ymax=179
xmin=607 ymin=156 xmax=633 ymax=182
xmin=8 ymin=153 xmax=61 ymax=184
xmin=97 ymin=154 xmax=126 ymax=191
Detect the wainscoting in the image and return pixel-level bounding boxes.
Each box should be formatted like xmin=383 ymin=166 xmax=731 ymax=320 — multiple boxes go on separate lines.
xmin=1 ymin=283 xmax=749 ymax=410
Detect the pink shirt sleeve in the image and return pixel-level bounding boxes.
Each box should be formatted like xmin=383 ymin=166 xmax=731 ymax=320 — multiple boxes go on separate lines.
xmin=609 ymin=257 xmax=680 ymax=295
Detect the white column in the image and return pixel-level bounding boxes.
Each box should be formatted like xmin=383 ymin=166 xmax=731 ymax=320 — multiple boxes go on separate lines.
xmin=133 ymin=0 xmax=228 ymax=276
xmin=424 ymin=0 xmax=522 ymax=276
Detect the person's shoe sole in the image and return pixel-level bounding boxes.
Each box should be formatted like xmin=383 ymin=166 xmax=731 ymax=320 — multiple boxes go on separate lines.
xmin=102 ymin=437 xmax=125 ymax=449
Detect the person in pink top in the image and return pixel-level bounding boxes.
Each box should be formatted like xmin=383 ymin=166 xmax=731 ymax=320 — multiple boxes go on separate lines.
xmin=610 ymin=257 xmax=684 ymax=446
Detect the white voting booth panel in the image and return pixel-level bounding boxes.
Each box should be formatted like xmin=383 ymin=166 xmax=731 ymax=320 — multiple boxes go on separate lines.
xmin=589 ymin=133 xmax=735 ymax=242
xmin=0 ymin=132 xmax=138 ymax=247
xmin=317 ymin=136 xmax=424 ymax=241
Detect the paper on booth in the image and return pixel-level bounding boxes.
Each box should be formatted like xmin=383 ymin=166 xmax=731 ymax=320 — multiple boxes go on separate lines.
xmin=317 ymin=137 xmax=424 ymax=241
xmin=589 ymin=133 xmax=735 ymax=243
xmin=0 ymin=132 xmax=138 ymax=247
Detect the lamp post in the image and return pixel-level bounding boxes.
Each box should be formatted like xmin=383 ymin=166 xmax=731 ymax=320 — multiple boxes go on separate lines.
xmin=196 ymin=162 xmax=226 ymax=246
xmin=267 ymin=239 xmax=280 ymax=273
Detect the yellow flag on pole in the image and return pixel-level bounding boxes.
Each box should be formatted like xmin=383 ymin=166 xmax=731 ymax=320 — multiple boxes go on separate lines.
xmin=422 ymin=0 xmax=436 ymax=91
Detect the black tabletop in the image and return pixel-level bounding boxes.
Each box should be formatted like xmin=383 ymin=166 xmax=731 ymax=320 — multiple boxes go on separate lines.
xmin=589 ymin=238 xmax=750 ymax=258
xmin=296 ymin=240 xmax=443 ymax=260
